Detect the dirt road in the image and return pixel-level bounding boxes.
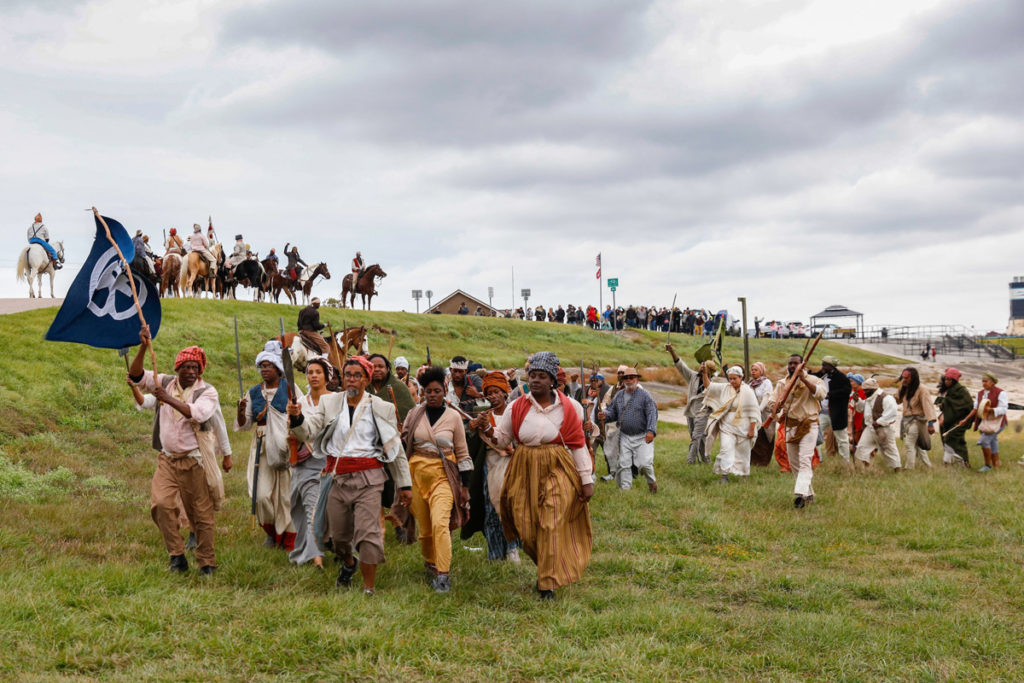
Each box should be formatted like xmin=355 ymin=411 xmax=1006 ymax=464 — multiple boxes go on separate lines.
xmin=0 ymin=298 xmax=63 ymax=315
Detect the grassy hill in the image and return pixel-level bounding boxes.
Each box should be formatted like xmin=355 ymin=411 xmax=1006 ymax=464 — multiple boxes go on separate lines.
xmin=4 ymin=300 xmax=1023 ymax=679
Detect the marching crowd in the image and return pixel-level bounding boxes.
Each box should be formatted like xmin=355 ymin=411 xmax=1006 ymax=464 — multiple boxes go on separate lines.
xmin=124 ymin=303 xmax=1012 ymax=597
xmin=490 ymin=304 xmax=728 ymax=334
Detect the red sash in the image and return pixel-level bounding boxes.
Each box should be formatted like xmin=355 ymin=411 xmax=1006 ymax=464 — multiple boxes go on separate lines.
xmin=324 ymin=456 xmax=382 ymax=475
xmin=510 ymin=392 xmax=586 ymax=450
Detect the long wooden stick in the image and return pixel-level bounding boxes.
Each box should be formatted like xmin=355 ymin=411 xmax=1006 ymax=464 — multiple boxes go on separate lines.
xmin=93 ymin=207 xmax=157 ymax=377
xmin=763 ymin=329 xmax=825 ymax=429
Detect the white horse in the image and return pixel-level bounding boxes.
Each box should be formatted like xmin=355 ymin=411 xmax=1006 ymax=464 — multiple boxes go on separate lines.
xmin=16 ymin=241 xmax=64 ymax=298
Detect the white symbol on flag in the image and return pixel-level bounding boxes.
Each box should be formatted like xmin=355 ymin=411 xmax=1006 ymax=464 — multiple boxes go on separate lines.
xmin=86 ymin=246 xmax=147 ymax=321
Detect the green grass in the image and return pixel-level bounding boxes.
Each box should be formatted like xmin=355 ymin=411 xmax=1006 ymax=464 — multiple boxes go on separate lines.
xmin=4 ymin=299 xmax=1016 ymax=681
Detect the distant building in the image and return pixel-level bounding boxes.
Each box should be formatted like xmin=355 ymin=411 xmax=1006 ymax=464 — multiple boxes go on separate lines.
xmin=1008 ymin=277 xmax=1024 ymax=335
xmin=425 ymin=289 xmax=498 ymax=316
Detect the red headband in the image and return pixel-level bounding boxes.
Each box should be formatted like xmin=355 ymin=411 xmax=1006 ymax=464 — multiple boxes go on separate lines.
xmin=347 ymin=355 xmax=374 ymax=379
xmin=174 ymin=346 xmax=207 ymax=373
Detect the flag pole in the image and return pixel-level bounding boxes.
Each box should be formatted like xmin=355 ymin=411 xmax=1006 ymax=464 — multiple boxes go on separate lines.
xmin=92 ymin=207 xmax=158 ymax=376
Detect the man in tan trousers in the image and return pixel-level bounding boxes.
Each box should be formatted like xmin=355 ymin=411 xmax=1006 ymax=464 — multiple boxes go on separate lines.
xmin=129 ymin=326 xmax=232 ymax=574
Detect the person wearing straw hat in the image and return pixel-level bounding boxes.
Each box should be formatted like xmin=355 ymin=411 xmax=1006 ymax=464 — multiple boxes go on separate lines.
xmin=958 ymin=371 xmax=1008 ymax=471
xmin=852 ymin=378 xmax=901 ymax=471
xmin=129 ymin=326 xmax=231 ymax=575
xmin=600 ymin=365 xmax=659 ymax=492
xmin=936 ymin=367 xmax=973 ymax=467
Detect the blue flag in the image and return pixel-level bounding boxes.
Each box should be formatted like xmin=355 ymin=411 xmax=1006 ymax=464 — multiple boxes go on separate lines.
xmin=45 ymin=214 xmax=161 ymax=349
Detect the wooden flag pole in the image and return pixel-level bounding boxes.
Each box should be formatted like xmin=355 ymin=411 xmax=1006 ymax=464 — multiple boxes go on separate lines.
xmin=92 ymin=207 xmax=158 ymax=377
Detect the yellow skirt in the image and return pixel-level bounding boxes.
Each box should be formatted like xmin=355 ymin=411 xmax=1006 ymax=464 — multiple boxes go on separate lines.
xmin=500 ymin=443 xmax=592 ymax=590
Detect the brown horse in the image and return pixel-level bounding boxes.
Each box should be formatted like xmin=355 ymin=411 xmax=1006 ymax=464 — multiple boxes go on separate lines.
xmin=300 ymin=262 xmax=331 ymax=305
xmin=341 ymin=264 xmax=386 ymax=310
xmin=181 ymin=243 xmax=222 ymax=298
xmin=269 ymin=270 xmax=298 ymax=305
xmin=160 ymin=252 xmax=182 ymax=297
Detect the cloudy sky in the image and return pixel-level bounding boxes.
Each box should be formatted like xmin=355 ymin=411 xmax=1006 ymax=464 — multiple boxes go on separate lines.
xmin=3 ymin=0 xmax=1022 ymax=330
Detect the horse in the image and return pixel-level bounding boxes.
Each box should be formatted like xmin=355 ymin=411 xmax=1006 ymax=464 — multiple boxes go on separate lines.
xmin=233 ymin=257 xmax=266 ymax=302
xmin=341 ymin=264 xmax=386 ymax=310
xmin=268 ymin=269 xmax=299 ymax=305
xmin=299 ymin=262 xmax=331 ymax=306
xmin=160 ymin=252 xmax=183 ymax=298
xmin=180 ymin=244 xmax=223 ymax=298
xmin=16 ymin=241 xmax=64 ymax=298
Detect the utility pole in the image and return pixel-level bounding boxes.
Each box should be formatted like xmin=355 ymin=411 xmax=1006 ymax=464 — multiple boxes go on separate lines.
xmin=738 ymin=296 xmax=750 ymax=378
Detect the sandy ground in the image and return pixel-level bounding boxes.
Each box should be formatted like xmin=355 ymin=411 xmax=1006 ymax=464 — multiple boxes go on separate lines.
xmin=0 ymin=298 xmax=63 ymax=315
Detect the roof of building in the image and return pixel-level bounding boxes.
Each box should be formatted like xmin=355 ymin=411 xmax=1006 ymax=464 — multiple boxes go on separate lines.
xmin=426 ymin=289 xmax=497 ymax=314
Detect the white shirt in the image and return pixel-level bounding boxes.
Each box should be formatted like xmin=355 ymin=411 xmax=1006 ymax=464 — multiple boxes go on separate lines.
xmin=974 ymin=389 xmax=1008 ymax=417
xmin=28 ymin=221 xmax=48 ymax=241
xmin=856 ymin=392 xmax=898 ymax=427
xmin=494 ymin=392 xmax=593 ymax=485
xmin=325 ymin=395 xmax=379 ymax=459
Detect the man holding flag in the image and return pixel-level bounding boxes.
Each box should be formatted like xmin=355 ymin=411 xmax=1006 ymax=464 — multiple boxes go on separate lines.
xmin=130 ymin=327 xmax=230 ymax=574
xmin=46 ymin=209 xmax=233 ymax=573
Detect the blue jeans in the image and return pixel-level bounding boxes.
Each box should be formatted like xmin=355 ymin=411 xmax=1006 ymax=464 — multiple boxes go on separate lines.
xmin=29 ymin=237 xmax=57 ymax=260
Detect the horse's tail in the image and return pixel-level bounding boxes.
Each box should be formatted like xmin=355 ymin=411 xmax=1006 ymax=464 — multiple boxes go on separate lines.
xmin=15 ymin=247 xmax=29 ymax=282
xmin=179 ymin=253 xmax=191 ymax=287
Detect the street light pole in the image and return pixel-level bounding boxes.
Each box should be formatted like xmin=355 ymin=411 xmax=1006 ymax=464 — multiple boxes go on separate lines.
xmin=411 ymin=289 xmax=422 ymax=314
xmin=738 ymin=296 xmax=750 ymax=378
xmin=426 ymin=290 xmax=433 ymax=311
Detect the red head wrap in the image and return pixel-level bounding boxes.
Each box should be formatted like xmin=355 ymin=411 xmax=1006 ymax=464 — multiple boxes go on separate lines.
xmin=347 ymin=355 xmax=374 ymax=379
xmin=482 ymin=371 xmax=511 ymax=395
xmin=944 ymin=367 xmax=962 ymax=380
xmin=175 ymin=346 xmax=207 ymax=373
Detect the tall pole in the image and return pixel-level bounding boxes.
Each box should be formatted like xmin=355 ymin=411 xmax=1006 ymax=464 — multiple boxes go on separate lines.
xmin=511 ymin=266 xmax=515 ymax=312
xmin=738 ymin=296 xmax=750 ymax=379
xmin=598 ymin=253 xmax=603 ymax=319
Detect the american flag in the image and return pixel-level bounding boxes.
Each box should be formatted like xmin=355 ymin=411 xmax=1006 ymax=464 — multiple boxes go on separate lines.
xmin=595 ymin=252 xmax=601 ymax=279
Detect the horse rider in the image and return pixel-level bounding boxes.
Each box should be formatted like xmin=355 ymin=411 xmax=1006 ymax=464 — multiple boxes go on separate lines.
xmin=224 ymin=234 xmax=247 ymax=275
xmin=27 ymin=213 xmax=62 ymax=270
xmin=352 ymin=251 xmax=365 ymax=281
xmin=266 ymin=248 xmax=280 ymax=273
xmin=166 ymin=227 xmax=184 ymax=255
xmin=189 ymin=224 xmax=217 ymax=271
xmin=132 ymin=230 xmax=157 ymax=280
xmin=283 ymin=242 xmax=307 ymax=281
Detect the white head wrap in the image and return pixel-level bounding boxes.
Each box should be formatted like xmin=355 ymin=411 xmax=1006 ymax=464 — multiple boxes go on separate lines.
xmin=726 ymin=366 xmax=744 ymax=377
xmin=449 ymin=358 xmax=469 ymax=371
xmin=394 ymin=356 xmax=410 ymax=370
xmin=255 ymin=340 xmax=285 ymax=375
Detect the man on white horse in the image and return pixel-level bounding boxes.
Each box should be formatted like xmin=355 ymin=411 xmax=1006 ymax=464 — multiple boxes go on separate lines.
xmin=132 ymin=230 xmax=157 ymax=281
xmin=27 ymin=213 xmax=62 ymax=270
xmin=224 ymin=234 xmax=247 ymax=274
xmin=188 ymin=224 xmax=217 ymax=271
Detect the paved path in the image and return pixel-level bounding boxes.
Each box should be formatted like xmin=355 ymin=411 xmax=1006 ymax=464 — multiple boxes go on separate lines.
xmin=0 ymin=298 xmax=63 ymax=315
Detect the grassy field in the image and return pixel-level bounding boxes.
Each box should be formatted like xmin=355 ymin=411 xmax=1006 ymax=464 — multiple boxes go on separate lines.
xmin=4 ymin=300 xmax=1021 ymax=680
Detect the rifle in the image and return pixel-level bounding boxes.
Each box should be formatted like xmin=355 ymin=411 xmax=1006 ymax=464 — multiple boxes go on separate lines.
xmin=279 ymin=317 xmax=301 ymax=466
xmin=762 ymin=329 xmax=825 ymax=430
xmin=250 ymin=433 xmax=263 ymax=530
xmin=426 ymin=345 xmax=431 ymax=366
xmin=233 ymin=315 xmax=243 ymax=398
xmin=387 ymin=385 xmax=404 ymax=432
xmin=445 ymin=399 xmax=501 ymax=451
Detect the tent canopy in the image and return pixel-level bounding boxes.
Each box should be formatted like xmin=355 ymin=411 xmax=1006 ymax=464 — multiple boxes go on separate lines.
xmin=809 ymin=305 xmax=864 ymax=337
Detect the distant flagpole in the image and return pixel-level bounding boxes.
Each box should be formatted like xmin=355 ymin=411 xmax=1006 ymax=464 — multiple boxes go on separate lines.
xmin=596 ymin=252 xmax=602 ymax=318
xmin=92 ymin=206 xmax=158 ymax=376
